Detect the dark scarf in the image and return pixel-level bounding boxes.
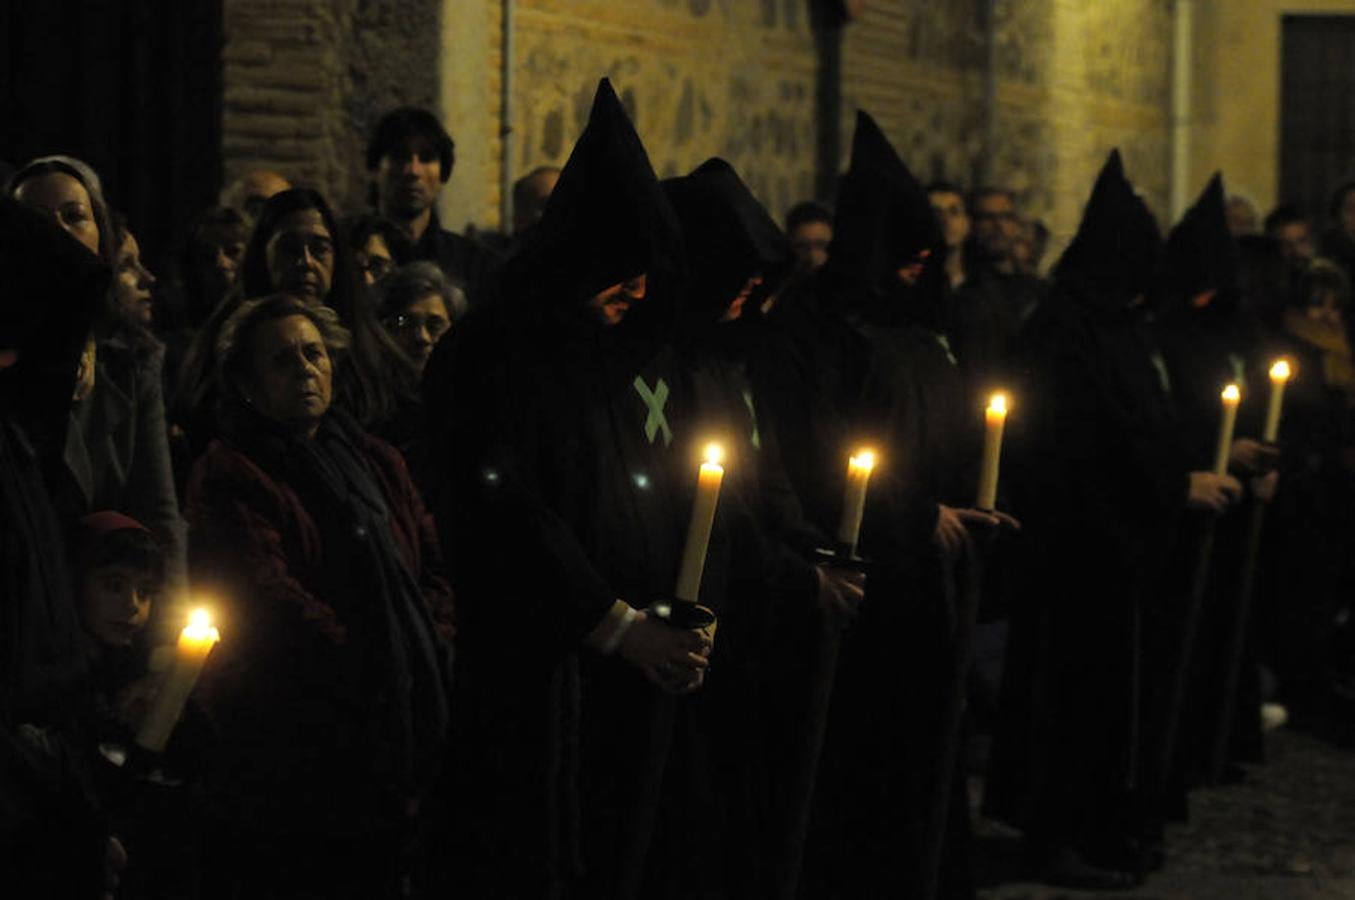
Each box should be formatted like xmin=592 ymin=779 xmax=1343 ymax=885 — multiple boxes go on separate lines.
xmin=221 ymin=402 xmax=451 ymax=794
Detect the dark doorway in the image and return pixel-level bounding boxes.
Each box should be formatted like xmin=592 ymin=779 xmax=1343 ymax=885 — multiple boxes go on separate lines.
xmin=0 ymin=0 xmax=223 ymax=271
xmin=1279 ymin=14 xmax=1355 ymax=224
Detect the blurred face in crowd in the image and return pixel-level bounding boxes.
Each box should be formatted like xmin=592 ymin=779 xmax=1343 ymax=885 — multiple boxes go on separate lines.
xmin=194 ymin=223 xmax=247 ymax=301
xmin=721 ymin=275 xmax=763 ymax=323
xmin=14 ymin=171 xmax=101 ymax=256
xmin=1273 ymin=220 xmax=1315 ymax=268
xmin=377 ymin=136 xmax=443 ymax=221
xmin=244 ymin=314 xmax=333 ymax=437
xmin=81 ymin=562 xmax=156 ymax=648
xmin=1339 ymin=189 xmax=1355 ymax=241
xmin=265 ymin=209 xmax=335 ymax=301
xmin=928 ymin=190 xmax=970 ymax=251
xmin=588 ymin=274 xmax=647 ymax=326
xmin=789 ymin=220 xmax=832 ymax=274
xmin=388 ymin=293 xmax=451 ymax=374
xmin=356 ymin=233 xmax=394 ymax=287
xmin=113 ymin=230 xmax=157 ymax=327
xmin=228 ymin=170 xmax=291 ymax=221
xmin=1305 ymin=288 xmax=1345 ymax=331
xmin=971 ymin=191 xmax=1019 ymax=261
xmin=1226 ymin=197 xmax=1257 ymax=236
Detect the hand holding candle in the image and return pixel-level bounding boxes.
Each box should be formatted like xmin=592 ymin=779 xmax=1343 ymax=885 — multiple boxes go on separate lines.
xmin=976 ymin=393 xmax=1009 ymax=511
xmin=836 ymin=449 xmax=876 ymax=557
xmin=674 ymin=443 xmax=725 ymax=603
xmin=136 ymin=607 xmax=219 ymax=754
xmin=1262 ymin=360 xmax=1292 ymax=443
xmin=1214 ymin=384 xmax=1241 ymax=475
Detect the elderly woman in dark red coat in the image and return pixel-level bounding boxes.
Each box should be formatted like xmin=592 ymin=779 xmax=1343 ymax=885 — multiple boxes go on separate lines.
xmin=185 ymin=293 xmax=453 ymax=899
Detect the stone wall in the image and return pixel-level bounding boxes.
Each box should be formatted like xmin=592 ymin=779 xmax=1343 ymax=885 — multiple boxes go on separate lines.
xmin=222 ymin=0 xmax=441 ymax=215
xmin=221 ymin=0 xmax=1175 ymax=252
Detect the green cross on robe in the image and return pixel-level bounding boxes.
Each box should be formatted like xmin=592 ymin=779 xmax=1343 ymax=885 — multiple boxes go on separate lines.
xmin=742 ymin=386 xmax=762 ymax=450
xmin=633 ymin=375 xmax=674 ymax=446
xmin=1149 ymin=351 xmax=1173 ymax=397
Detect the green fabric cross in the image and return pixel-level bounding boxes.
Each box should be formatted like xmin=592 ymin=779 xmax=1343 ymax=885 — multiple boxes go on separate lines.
xmin=742 ymin=387 xmax=762 ymax=450
xmin=633 ymin=375 xmax=674 ymax=446
xmin=1149 ymin=351 xmax=1173 ymax=396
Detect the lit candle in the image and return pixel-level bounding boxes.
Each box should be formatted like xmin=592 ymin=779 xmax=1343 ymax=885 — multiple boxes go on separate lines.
xmin=1213 ymin=384 xmax=1241 ymax=475
xmin=136 ymin=607 xmax=220 ymax=754
xmin=674 ymin=443 xmax=725 ymax=603
xmin=837 ymin=449 xmax=876 ymax=557
xmin=976 ymin=393 xmax=1009 ymax=511
xmin=1262 ymin=360 xmax=1292 ymax=442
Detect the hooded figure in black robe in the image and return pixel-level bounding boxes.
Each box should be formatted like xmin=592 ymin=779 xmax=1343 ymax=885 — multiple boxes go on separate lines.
xmin=796 ymin=111 xmax=981 ymax=900
xmin=1152 ymin=175 xmax=1270 ymax=801
xmin=0 ymin=196 xmax=113 ymax=896
xmin=425 ymin=80 xmax=740 ymax=900
xmin=984 ymin=151 xmax=1241 ymax=886
xmin=664 ymin=158 xmax=863 ymax=899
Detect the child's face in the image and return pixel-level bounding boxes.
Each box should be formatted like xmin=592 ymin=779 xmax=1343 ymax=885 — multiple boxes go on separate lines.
xmin=81 ymin=564 xmax=156 ymax=648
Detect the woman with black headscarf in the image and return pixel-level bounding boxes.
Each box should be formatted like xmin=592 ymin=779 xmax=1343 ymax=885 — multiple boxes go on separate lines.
xmin=186 ymin=294 xmax=453 ymax=898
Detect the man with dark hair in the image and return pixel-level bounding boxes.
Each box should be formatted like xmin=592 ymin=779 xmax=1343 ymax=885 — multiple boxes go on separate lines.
xmin=366 ymin=106 xmax=500 ymax=308
xmin=969 ymin=186 xmax=1020 ymax=275
xmin=927 ymin=180 xmax=970 ymax=289
xmin=784 ymin=200 xmax=833 ymax=274
xmin=1264 ymin=204 xmax=1315 ymax=271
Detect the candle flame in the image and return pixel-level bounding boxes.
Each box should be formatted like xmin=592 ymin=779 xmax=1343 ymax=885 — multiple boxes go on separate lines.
xmin=1270 ymin=360 xmax=1292 ymax=382
xmin=184 ymin=608 xmax=220 ymax=642
xmin=852 ymin=449 xmax=877 ymax=471
xmin=988 ymin=393 xmax=1009 ymax=415
xmin=1222 ymin=384 xmax=1241 ymax=402
xmin=703 ymin=443 xmax=725 ymax=466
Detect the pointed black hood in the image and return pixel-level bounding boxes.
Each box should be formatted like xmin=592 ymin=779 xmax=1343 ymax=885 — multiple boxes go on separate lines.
xmin=662 ymin=157 xmax=793 ymax=327
xmin=504 ymin=78 xmax=684 ymax=312
xmin=0 ymin=195 xmax=108 ymax=444
xmin=1055 ymin=149 xmax=1162 ymax=311
xmin=823 ymin=110 xmax=948 ymax=330
xmin=1159 ymin=172 xmax=1239 ymax=316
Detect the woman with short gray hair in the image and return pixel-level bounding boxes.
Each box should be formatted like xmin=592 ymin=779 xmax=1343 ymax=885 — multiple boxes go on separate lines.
xmin=186 ymin=292 xmax=454 ymax=897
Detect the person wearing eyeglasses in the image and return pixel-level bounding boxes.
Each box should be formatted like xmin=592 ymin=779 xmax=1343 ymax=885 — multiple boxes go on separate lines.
xmin=377 ymin=261 xmax=466 ymax=377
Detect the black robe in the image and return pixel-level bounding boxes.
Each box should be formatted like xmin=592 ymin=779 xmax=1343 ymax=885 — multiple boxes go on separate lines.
xmin=425 ymin=79 xmax=735 ymax=900
xmin=0 ymin=196 xmax=110 ymax=897
xmin=985 ymin=151 xmax=1184 ymax=866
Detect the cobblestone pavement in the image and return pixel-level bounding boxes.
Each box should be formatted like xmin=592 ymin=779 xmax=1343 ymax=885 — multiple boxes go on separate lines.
xmin=975 ymin=729 xmax=1355 ymax=899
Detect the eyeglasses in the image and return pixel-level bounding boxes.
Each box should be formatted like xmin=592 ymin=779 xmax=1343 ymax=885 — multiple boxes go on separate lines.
xmin=388 ymin=312 xmax=450 ymax=341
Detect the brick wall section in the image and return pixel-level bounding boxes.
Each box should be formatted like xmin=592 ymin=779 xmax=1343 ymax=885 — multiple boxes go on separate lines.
xmin=222 ymin=0 xmax=440 ymax=215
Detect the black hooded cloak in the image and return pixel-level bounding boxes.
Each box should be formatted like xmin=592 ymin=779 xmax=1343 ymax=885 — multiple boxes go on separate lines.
xmin=796 ymin=111 xmax=978 ymax=900
xmin=664 ymin=158 xmax=837 ymax=898
xmin=0 ymin=196 xmax=112 ymax=896
xmin=424 ymin=80 xmax=738 ymax=900
xmin=985 ymin=150 xmax=1188 ymax=869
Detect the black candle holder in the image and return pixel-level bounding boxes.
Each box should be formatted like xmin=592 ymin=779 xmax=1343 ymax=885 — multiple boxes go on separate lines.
xmin=645 ymin=597 xmax=717 ymax=630
xmin=814 ymin=544 xmax=869 ymax=573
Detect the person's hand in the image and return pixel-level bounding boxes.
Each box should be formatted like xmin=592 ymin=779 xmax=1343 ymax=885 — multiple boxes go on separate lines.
xmin=934 ymin=505 xmax=969 ymax=564
xmin=113 ymin=675 xmax=160 ymax=730
xmin=1230 ymin=437 xmax=1281 ymax=474
xmin=73 ymin=338 xmax=97 ymax=405
xmin=617 ymin=613 xmax=712 ymax=695
xmin=816 ymin=565 xmax=866 ymax=625
xmin=103 ymin=835 xmax=127 ymax=899
xmin=1251 ymin=469 xmax=1280 ymax=504
xmin=1187 ymin=471 xmax=1244 ymax=512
